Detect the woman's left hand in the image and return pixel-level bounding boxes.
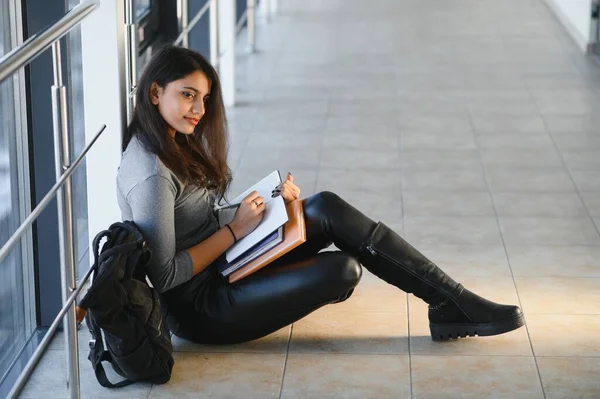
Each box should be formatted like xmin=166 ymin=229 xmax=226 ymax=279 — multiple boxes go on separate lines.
xmin=273 ymin=172 xmax=300 ymax=204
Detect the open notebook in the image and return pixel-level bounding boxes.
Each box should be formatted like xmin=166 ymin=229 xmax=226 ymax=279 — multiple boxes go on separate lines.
xmin=227 ymin=199 xmax=306 ymax=283
xmin=216 ymin=170 xmax=289 ymax=264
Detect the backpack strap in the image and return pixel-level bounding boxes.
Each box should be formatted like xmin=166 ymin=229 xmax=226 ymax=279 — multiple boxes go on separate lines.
xmin=86 ymin=312 xmax=134 ymax=388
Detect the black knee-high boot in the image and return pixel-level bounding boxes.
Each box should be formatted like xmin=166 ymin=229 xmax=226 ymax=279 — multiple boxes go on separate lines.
xmin=303 ymin=191 xmax=525 ymax=341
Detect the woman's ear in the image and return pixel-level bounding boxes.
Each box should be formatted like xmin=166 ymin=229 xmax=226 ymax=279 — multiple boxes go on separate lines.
xmin=150 ymin=82 xmax=162 ymax=105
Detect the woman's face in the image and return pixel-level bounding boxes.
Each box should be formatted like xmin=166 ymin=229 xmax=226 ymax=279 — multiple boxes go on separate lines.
xmin=150 ymin=70 xmax=211 ymax=137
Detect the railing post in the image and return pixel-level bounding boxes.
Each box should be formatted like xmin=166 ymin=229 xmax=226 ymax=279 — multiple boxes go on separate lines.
xmin=261 ymin=0 xmax=271 ymax=22
xmin=124 ymin=0 xmax=136 ymax=121
xmin=219 ymin=0 xmax=236 ymax=106
xmin=50 ymin=39 xmax=80 ymax=399
xmin=178 ymin=0 xmax=190 ymax=48
xmin=247 ymin=0 xmax=256 ymax=53
xmin=210 ymin=0 xmax=219 ymax=66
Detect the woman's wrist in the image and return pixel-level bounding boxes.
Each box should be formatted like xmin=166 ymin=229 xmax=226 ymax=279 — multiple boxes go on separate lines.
xmin=224 ymin=224 xmax=237 ymax=243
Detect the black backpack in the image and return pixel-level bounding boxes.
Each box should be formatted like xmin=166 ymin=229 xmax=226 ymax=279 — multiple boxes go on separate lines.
xmin=77 ymin=221 xmax=174 ymax=388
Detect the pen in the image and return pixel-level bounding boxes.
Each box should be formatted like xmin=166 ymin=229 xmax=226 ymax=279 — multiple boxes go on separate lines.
xmin=217 ymin=191 xmax=281 ymax=212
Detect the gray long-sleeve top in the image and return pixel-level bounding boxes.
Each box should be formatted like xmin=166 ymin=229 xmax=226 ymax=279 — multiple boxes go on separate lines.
xmin=117 ymin=136 xmax=219 ymax=293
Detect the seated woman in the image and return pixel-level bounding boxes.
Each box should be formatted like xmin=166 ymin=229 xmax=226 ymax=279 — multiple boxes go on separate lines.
xmin=117 ymin=45 xmax=524 ymax=344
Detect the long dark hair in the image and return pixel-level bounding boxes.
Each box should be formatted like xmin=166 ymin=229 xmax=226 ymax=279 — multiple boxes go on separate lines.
xmin=124 ymin=45 xmax=231 ymax=200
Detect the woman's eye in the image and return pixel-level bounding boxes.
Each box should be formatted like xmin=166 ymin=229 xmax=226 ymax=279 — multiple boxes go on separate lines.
xmin=203 ymin=96 xmax=210 ymax=102
xmin=183 ymin=91 xmax=195 ymax=99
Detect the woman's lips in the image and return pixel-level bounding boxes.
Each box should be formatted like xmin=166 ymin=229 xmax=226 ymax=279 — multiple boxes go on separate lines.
xmin=185 ymin=117 xmax=199 ymax=126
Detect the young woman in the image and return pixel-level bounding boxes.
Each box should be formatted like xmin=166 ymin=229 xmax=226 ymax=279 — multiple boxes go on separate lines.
xmin=117 ymin=45 xmax=525 ymax=345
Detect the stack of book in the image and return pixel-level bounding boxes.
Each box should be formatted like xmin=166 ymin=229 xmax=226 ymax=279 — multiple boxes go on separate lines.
xmin=215 ymin=170 xmax=306 ymax=283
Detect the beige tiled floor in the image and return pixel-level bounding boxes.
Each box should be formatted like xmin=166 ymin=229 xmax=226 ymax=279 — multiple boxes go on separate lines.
xmin=18 ymin=0 xmax=600 ymax=397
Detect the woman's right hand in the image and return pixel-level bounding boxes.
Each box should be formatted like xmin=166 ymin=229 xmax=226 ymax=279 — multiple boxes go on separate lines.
xmin=228 ymin=191 xmax=266 ymax=240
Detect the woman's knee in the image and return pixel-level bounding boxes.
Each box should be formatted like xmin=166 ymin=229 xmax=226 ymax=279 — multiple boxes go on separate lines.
xmin=320 ymin=251 xmax=362 ymax=293
xmin=305 ymin=191 xmax=343 ymax=211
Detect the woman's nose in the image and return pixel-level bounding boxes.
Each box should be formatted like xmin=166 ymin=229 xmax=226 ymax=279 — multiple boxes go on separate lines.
xmin=193 ymin=100 xmax=205 ymax=116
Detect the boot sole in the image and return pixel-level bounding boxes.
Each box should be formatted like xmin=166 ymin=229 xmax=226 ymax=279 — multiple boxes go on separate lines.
xmin=429 ymin=313 xmax=525 ymax=341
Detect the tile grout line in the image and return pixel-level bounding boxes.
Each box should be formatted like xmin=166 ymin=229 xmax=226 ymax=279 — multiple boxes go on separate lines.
xmin=313 ymin=98 xmax=331 ymax=195
xmin=398 ymin=112 xmax=411 ymax=398
xmin=467 ymin=105 xmax=547 ymax=399
xmin=537 ymin=117 xmax=600 ymax=242
xmin=406 ymin=293 xmax=414 ymax=399
xmin=147 ymin=384 xmax=154 ymax=399
xmin=277 ymin=324 xmax=293 ymax=399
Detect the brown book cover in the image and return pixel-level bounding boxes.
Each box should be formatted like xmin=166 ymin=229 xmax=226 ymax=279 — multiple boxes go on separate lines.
xmin=228 ymin=199 xmax=306 ymax=283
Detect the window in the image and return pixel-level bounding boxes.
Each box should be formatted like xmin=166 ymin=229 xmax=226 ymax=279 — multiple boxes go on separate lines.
xmin=66 ymin=0 xmax=90 ymax=279
xmin=0 ymin=0 xmax=33 ymax=383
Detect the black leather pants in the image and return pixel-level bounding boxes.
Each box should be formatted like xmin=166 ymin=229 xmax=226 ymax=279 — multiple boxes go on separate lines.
xmin=164 ymin=191 xmax=450 ymax=345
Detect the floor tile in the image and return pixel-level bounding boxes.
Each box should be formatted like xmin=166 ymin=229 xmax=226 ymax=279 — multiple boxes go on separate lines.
xmin=403 ymin=190 xmax=495 ymax=216
xmin=411 ymin=355 xmax=544 ymax=399
xmin=480 ymin=148 xmax=564 ymax=168
xmin=537 ymin=98 xmax=600 ymax=116
xmin=402 ymin=131 xmax=477 ymax=150
xmin=570 ymin=169 xmax=600 ymax=191
xmin=486 ymin=168 xmax=576 ymax=192
xmin=551 ymin=131 xmax=600 ymax=150
xmin=148 ymin=352 xmax=285 ymax=398
xmin=537 ymin=357 xmax=600 ymax=399
xmin=322 ymin=131 xmax=400 ymax=151
xmin=47 ymin=321 xmax=93 ymax=352
xmin=470 ymin=115 xmax=547 ymax=134
xmin=332 ymin=278 xmax=408 ymax=313
xmin=468 ymin=99 xmax=540 ymax=116
xmin=498 ymin=217 xmax=600 ymax=245
xmin=408 ymin=294 xmax=531 ymax=356
xmin=515 ymin=277 xmax=600 ymax=314
xmin=397 ymin=115 xmax=473 ymax=133
xmin=316 ymin=168 xmax=402 ymax=193
xmin=527 ymin=315 xmax=600 ymax=357
xmin=289 ymin=309 xmax=408 ymax=354
xmin=476 ymin=132 xmax=555 ymax=149
xmin=245 ymin=130 xmax=323 ymax=149
xmin=325 ymin=116 xmax=397 ymax=133
xmin=506 ymin=245 xmax=600 ymax=277
xmin=252 ymin=114 xmax=327 ymax=132
xmin=237 ymin=143 xmax=321 ymax=171
xmin=401 ymin=149 xmax=482 ymax=170
xmin=414 ymin=244 xmax=512 ymax=278
xmin=338 ymin=190 xmax=403 ymax=226
xmin=171 ymin=326 xmax=290 ymax=353
xmin=493 ymin=192 xmax=588 ymax=217
xmin=543 ymin=114 xmax=600 ymax=133
xmin=19 ymin=350 xmax=152 ymax=399
xmin=580 ymin=191 xmax=600 ymax=216
xmin=402 ymin=169 xmax=488 ymax=191
xmin=320 ymin=148 xmax=401 ymax=170
xmin=404 ymin=216 xmax=503 ymax=246
xmin=562 ymin=150 xmax=600 ymax=170
xmin=328 ymin=100 xmax=399 ymax=117
xmin=280 ymin=353 xmax=411 ymax=399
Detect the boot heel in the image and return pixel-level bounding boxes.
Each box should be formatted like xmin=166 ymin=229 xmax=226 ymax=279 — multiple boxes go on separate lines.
xmin=429 ymin=313 xmax=525 ymax=342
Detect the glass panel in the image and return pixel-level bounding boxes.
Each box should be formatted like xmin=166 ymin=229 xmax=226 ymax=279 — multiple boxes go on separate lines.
xmin=0 ymin=0 xmax=28 ymax=382
xmin=136 ymin=0 xmax=153 ymax=21
xmin=66 ymin=0 xmax=90 ymax=279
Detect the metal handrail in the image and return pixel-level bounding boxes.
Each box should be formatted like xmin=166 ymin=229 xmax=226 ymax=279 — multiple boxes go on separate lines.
xmin=0 ymin=1 xmax=101 ymax=397
xmin=0 ymin=0 xmax=99 ymax=83
xmin=3 ymin=125 xmax=107 ymax=399
xmin=174 ymin=0 xmax=212 ymax=46
xmin=0 ymin=125 xmax=106 ymax=265
xmin=235 ymin=9 xmax=248 ymax=35
xmin=7 ymin=263 xmax=96 ymax=398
